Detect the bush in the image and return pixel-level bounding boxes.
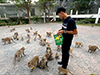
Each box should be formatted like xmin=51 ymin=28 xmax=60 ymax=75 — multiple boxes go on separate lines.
xmin=33 ymin=15 xmax=41 ymax=23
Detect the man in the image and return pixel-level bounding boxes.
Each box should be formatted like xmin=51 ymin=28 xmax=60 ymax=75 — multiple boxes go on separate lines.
xmin=56 ymin=7 xmax=78 ymax=69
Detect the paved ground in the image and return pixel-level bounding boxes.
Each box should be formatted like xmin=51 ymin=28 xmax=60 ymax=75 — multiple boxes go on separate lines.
xmin=0 ymin=23 xmax=100 ymax=75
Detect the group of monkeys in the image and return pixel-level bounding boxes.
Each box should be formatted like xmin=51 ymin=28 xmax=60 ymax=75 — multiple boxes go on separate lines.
xmin=1 ymin=26 xmax=100 ymax=75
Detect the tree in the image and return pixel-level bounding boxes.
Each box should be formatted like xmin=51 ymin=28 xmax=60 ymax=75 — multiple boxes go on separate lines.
xmin=10 ymin=0 xmax=32 ymax=24
xmin=0 ymin=0 xmax=7 ymax=3
xmin=35 ymin=0 xmax=55 ymax=22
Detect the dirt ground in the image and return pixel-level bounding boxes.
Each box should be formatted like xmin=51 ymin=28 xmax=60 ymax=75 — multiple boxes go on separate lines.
xmin=0 ymin=23 xmax=100 ymax=75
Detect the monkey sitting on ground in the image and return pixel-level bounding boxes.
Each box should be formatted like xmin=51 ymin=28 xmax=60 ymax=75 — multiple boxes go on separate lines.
xmin=2 ymin=37 xmax=16 ymax=44
xmin=26 ymin=39 xmax=30 ymax=43
xmin=10 ymin=28 xmax=15 ymax=32
xmin=14 ymin=32 xmax=18 ymax=37
xmin=88 ymin=45 xmax=100 ymax=53
xmin=34 ymin=36 xmax=37 ymax=41
xmin=33 ymin=31 xmax=38 ymax=35
xmin=55 ymin=53 xmax=60 ymax=59
xmin=46 ymin=31 xmax=54 ymax=37
xmin=75 ymin=42 xmax=83 ymax=48
xmin=38 ymin=34 xmax=42 ymax=40
xmin=57 ymin=45 xmax=62 ymax=52
xmin=27 ymin=34 xmax=31 ymax=38
xmin=46 ymin=43 xmax=52 ymax=53
xmin=58 ymin=66 xmax=68 ymax=75
xmin=21 ymin=36 xmax=24 ymax=41
xmin=30 ymin=27 xmax=33 ymax=30
xmin=14 ymin=47 xmax=25 ymax=61
xmin=69 ymin=48 xmax=73 ymax=58
xmin=39 ymin=56 xmax=49 ymax=71
xmin=48 ymin=52 xmax=54 ymax=61
xmin=25 ymin=29 xmax=30 ymax=33
xmin=40 ymin=39 xmax=47 ymax=46
xmin=28 ymin=56 xmax=39 ymax=72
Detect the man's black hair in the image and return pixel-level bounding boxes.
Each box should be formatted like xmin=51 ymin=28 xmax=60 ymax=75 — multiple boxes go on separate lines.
xmin=56 ymin=7 xmax=66 ymax=15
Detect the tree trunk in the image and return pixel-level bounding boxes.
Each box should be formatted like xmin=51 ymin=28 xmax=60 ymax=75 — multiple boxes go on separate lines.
xmin=26 ymin=8 xmax=31 ymax=24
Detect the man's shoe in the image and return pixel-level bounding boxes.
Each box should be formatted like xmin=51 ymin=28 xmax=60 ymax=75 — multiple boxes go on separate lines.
xmin=58 ymin=61 xmax=62 ymax=65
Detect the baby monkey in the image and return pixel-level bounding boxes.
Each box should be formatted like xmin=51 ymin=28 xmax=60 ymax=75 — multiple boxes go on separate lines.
xmin=30 ymin=27 xmax=33 ymax=30
xmin=33 ymin=31 xmax=38 ymax=35
xmin=14 ymin=47 xmax=25 ymax=61
xmin=26 ymin=39 xmax=30 ymax=43
xmin=27 ymin=34 xmax=31 ymax=38
xmin=39 ymin=56 xmax=49 ymax=71
xmin=75 ymin=42 xmax=83 ymax=48
xmin=88 ymin=45 xmax=100 ymax=53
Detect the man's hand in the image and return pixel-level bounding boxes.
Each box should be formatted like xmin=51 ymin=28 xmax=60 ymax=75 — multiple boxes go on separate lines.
xmin=57 ymin=30 xmax=64 ymax=35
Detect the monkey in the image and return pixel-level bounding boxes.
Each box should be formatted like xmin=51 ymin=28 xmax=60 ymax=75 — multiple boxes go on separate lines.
xmin=13 ymin=36 xmax=19 ymax=40
xmin=69 ymin=48 xmax=73 ymax=58
xmin=46 ymin=44 xmax=52 ymax=53
xmin=2 ymin=37 xmax=16 ymax=44
xmin=14 ymin=47 xmax=25 ymax=61
xmin=28 ymin=56 xmax=39 ymax=71
xmin=27 ymin=34 xmax=31 ymax=38
xmin=14 ymin=32 xmax=18 ymax=37
xmin=26 ymin=39 xmax=30 ymax=43
xmin=75 ymin=42 xmax=83 ymax=48
xmin=33 ymin=31 xmax=38 ymax=35
xmin=46 ymin=42 xmax=50 ymax=46
xmin=45 ymin=52 xmax=50 ymax=60
xmin=39 ymin=56 xmax=49 ymax=71
xmin=57 ymin=45 xmax=61 ymax=52
xmin=48 ymin=52 xmax=54 ymax=61
xmin=40 ymin=39 xmax=47 ymax=46
xmin=46 ymin=31 xmax=54 ymax=37
xmin=30 ymin=27 xmax=33 ymax=30
xmin=88 ymin=45 xmax=100 ymax=53
xmin=21 ymin=36 xmax=24 ymax=40
xmin=10 ymin=28 xmax=15 ymax=32
xmin=34 ymin=36 xmax=37 ymax=41
xmin=58 ymin=66 xmax=68 ymax=75
xmin=25 ymin=29 xmax=30 ymax=33
xmin=55 ymin=53 xmax=60 ymax=59
xmin=38 ymin=34 xmax=42 ymax=40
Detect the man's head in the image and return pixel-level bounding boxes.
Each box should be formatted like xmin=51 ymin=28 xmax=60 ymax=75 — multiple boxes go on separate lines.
xmin=56 ymin=7 xmax=67 ymax=19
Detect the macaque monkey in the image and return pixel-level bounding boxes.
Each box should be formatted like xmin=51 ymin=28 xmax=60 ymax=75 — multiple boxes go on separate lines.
xmin=55 ymin=53 xmax=60 ymax=59
xmin=88 ymin=45 xmax=100 ymax=53
xmin=57 ymin=45 xmax=61 ymax=52
xmin=38 ymin=34 xmax=42 ymax=40
xmin=33 ymin=31 xmax=38 ymax=35
xmin=46 ymin=31 xmax=54 ymax=37
xmin=14 ymin=47 xmax=25 ymax=61
xmin=69 ymin=48 xmax=73 ymax=58
xmin=2 ymin=37 xmax=15 ymax=44
xmin=21 ymin=36 xmax=24 ymax=41
xmin=46 ymin=44 xmax=52 ymax=53
xmin=14 ymin=32 xmax=18 ymax=37
xmin=34 ymin=36 xmax=37 ymax=41
xmin=48 ymin=52 xmax=54 ymax=61
xmin=45 ymin=52 xmax=50 ymax=60
xmin=75 ymin=42 xmax=83 ymax=48
xmin=25 ymin=29 xmax=30 ymax=33
xmin=40 ymin=39 xmax=47 ymax=46
xmin=30 ymin=27 xmax=33 ymax=30
xmin=39 ymin=56 xmax=49 ymax=71
xmin=10 ymin=28 xmax=15 ymax=32
xmin=13 ymin=36 xmax=17 ymax=40
xmin=58 ymin=66 xmax=68 ymax=75
xmin=27 ymin=34 xmax=31 ymax=38
xmin=28 ymin=56 xmax=39 ymax=71
xmin=26 ymin=39 xmax=30 ymax=43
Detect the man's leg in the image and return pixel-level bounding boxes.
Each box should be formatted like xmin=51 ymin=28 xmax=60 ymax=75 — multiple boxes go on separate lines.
xmin=61 ymin=40 xmax=72 ymax=69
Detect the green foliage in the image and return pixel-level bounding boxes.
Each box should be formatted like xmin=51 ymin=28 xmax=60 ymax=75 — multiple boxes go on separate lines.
xmin=33 ymin=15 xmax=41 ymax=23
xmin=0 ymin=0 xmax=7 ymax=3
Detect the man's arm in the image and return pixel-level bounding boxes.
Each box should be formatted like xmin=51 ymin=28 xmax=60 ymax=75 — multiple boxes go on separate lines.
xmin=57 ymin=29 xmax=78 ymax=35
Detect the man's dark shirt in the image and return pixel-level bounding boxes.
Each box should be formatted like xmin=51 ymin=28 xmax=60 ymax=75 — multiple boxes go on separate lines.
xmin=62 ymin=16 xmax=77 ymax=41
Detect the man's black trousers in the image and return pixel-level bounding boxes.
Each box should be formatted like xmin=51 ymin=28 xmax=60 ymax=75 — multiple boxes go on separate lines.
xmin=61 ymin=38 xmax=72 ymax=69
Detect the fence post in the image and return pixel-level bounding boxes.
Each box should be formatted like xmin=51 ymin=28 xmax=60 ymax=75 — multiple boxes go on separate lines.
xmin=76 ymin=10 xmax=78 ymax=15
xmin=95 ymin=8 xmax=100 ymax=24
xmin=44 ymin=13 xmax=45 ymax=23
xmin=70 ymin=10 xmax=73 ymax=16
